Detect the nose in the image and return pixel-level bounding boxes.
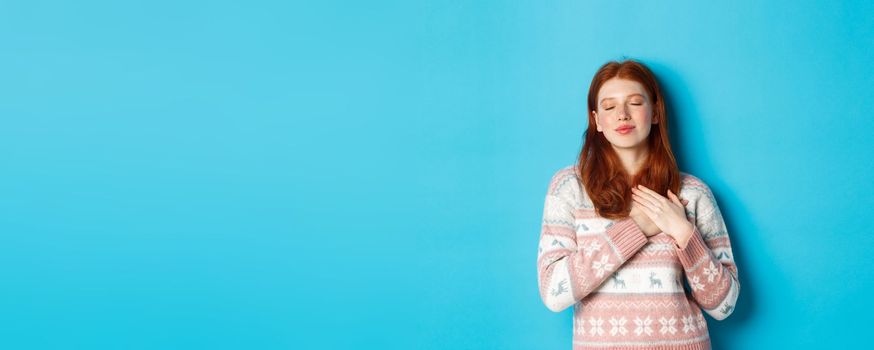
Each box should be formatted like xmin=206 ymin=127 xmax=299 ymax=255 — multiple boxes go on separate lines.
xmin=617 ymin=106 xmax=630 ymax=120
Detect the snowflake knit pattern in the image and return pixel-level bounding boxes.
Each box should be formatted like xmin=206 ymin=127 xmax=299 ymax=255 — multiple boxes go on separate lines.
xmin=537 ymin=165 xmax=740 ymax=350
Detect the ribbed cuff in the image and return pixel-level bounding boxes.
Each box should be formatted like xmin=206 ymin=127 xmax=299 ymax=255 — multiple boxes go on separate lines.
xmin=676 ymin=225 xmax=711 ymax=269
xmin=605 ymin=217 xmax=648 ymax=260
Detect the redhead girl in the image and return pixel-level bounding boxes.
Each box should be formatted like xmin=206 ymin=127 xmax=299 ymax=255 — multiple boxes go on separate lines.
xmin=537 ymin=59 xmax=739 ymax=350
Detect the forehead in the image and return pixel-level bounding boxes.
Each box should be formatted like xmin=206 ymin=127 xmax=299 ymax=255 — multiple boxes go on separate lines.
xmin=598 ymin=78 xmax=648 ymax=103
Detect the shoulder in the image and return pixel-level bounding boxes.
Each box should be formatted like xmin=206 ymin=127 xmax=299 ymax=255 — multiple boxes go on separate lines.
xmin=547 ymin=165 xmax=579 ymax=192
xmin=545 ymin=164 xmax=585 ymax=204
xmin=679 ymin=171 xmax=720 ymax=216
xmin=679 ymin=171 xmax=712 ymax=196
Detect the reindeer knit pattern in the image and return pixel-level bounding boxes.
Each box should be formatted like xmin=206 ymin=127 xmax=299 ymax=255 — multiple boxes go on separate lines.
xmin=537 ymin=165 xmax=740 ymax=350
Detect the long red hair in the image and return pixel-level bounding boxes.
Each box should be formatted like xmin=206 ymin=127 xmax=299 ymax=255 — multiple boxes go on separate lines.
xmin=576 ymin=59 xmax=681 ymax=220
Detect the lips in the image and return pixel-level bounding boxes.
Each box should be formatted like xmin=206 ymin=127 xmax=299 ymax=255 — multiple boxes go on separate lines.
xmin=615 ymin=125 xmax=635 ymax=132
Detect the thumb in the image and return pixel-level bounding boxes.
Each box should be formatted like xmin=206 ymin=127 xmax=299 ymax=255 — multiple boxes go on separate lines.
xmin=667 ymin=189 xmax=682 ymax=205
xmin=669 ymin=190 xmax=689 ymax=206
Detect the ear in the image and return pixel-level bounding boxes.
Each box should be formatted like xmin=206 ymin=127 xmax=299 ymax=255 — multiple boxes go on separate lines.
xmin=592 ymin=110 xmax=602 ymax=132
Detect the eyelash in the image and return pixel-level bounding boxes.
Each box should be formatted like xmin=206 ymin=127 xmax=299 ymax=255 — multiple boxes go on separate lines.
xmin=605 ymin=103 xmax=642 ymax=110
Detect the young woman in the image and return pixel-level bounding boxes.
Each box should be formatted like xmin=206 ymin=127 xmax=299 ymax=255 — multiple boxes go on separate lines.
xmin=536 ymin=59 xmax=740 ymax=350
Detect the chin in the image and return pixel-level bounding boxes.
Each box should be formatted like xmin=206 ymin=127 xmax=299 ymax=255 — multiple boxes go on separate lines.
xmin=611 ymin=140 xmax=646 ymax=149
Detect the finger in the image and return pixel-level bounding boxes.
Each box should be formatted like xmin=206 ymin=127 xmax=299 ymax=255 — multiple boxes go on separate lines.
xmin=631 ymin=194 xmax=650 ymax=211
xmin=636 ymin=184 xmax=668 ymax=205
xmin=635 ymin=196 xmax=657 ymax=219
xmin=633 ymin=193 xmax=662 ymax=215
xmin=667 ymin=190 xmax=682 ymax=206
xmin=669 ymin=190 xmax=690 ymax=208
xmin=631 ymin=186 xmax=659 ymax=206
xmin=638 ymin=185 xmax=667 ymax=205
xmin=632 ymin=192 xmax=660 ymax=210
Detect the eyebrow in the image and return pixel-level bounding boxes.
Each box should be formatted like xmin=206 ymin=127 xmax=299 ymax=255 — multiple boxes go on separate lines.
xmin=600 ymin=93 xmax=645 ymax=104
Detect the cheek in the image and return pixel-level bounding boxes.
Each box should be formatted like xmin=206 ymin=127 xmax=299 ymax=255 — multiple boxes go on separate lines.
xmin=634 ymin=109 xmax=653 ymax=122
xmin=596 ymin=114 xmax=608 ymax=128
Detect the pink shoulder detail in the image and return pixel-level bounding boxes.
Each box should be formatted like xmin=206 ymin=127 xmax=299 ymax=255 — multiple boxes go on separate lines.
xmin=680 ymin=171 xmax=711 ymax=195
xmin=547 ymin=165 xmax=580 ymax=194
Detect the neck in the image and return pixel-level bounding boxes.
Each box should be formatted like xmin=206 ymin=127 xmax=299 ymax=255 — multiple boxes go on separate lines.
xmin=612 ymin=144 xmax=650 ymax=176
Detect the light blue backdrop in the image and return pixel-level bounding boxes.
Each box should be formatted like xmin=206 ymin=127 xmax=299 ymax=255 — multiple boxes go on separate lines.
xmin=1 ymin=0 xmax=872 ymax=349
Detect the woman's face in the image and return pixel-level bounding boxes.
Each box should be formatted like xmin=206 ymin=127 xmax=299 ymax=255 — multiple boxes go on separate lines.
xmin=592 ymin=78 xmax=656 ymax=151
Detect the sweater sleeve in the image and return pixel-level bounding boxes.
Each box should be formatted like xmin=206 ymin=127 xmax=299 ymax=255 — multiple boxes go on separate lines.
xmin=537 ymin=170 xmax=649 ymax=313
xmin=675 ymin=184 xmax=740 ymax=321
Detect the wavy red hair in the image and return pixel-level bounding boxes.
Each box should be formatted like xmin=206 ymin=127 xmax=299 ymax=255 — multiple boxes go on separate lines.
xmin=576 ymin=59 xmax=681 ymax=220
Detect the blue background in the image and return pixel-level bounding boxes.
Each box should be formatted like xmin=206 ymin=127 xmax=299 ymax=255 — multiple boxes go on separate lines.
xmin=2 ymin=0 xmax=872 ymax=349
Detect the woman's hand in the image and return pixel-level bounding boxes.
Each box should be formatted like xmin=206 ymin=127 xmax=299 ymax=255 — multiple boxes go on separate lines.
xmin=631 ymin=185 xmax=694 ymax=248
xmin=629 ymin=200 xmax=662 ymax=237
